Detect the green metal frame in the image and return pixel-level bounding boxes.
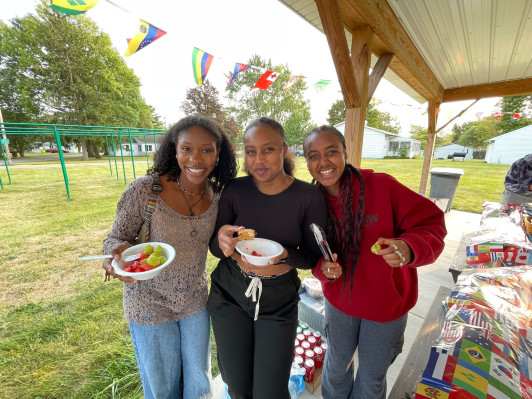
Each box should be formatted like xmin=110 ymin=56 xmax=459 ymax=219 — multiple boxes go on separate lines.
xmin=0 ymin=122 xmax=166 ymax=199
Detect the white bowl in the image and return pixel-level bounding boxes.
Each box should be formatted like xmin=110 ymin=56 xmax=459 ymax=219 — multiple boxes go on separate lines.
xmin=235 ymin=238 xmax=284 ymax=266
xmin=111 ymin=242 xmax=176 ymax=281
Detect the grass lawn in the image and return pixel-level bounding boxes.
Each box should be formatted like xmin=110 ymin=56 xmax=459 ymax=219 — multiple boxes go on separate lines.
xmin=0 ymin=157 xmax=508 ymax=398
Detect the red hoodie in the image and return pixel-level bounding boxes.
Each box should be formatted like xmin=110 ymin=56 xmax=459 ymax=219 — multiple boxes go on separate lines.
xmin=312 ymin=169 xmax=447 ymax=322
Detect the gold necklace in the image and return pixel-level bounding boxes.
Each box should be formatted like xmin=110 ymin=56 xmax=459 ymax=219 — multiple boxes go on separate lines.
xmin=176 ymin=176 xmax=206 ymax=196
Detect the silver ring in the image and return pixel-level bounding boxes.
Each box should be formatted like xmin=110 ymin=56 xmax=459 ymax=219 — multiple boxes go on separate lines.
xmin=327 ymin=267 xmax=330 ymax=273
xmin=391 ymin=244 xmax=398 ymax=251
xmin=394 ymin=250 xmax=402 ymax=258
xmin=332 ymin=275 xmax=336 ymax=279
xmin=400 ymin=262 xmax=404 ymax=267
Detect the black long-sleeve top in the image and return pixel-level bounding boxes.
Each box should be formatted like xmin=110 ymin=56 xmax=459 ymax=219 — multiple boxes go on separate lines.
xmin=209 ymin=176 xmax=328 ymax=269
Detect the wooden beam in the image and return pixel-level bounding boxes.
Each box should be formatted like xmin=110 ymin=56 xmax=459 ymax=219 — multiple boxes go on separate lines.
xmin=435 ymin=99 xmax=479 ymax=134
xmin=342 ymin=0 xmax=443 ymax=103
xmin=443 ymin=78 xmax=532 ymax=102
xmin=345 ymin=26 xmax=373 ymax=167
xmin=419 ymin=100 xmax=440 ymax=196
xmin=367 ymin=53 xmax=393 ymax=102
xmin=315 ymin=0 xmax=360 ymax=108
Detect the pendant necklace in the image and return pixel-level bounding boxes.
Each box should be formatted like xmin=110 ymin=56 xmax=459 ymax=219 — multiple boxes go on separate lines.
xmin=177 ymin=181 xmax=206 ymax=237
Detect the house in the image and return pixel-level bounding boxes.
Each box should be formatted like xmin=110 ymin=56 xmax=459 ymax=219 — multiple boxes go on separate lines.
xmin=109 ymin=136 xmax=159 ymax=157
xmin=433 ymin=144 xmax=474 ymax=160
xmin=484 ymin=125 xmax=532 ymax=164
xmin=334 ymin=122 xmax=421 ymax=159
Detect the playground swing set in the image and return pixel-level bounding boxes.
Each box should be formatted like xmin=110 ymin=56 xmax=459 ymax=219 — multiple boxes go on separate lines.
xmin=0 ymin=121 xmax=166 ymax=199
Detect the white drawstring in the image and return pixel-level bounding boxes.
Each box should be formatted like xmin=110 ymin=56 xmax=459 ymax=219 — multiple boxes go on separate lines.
xmin=244 ymin=277 xmax=262 ymax=321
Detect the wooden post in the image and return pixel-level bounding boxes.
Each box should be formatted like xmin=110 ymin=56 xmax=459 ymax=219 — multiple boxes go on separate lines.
xmin=315 ymin=0 xmax=360 ymax=108
xmin=345 ymin=26 xmax=373 ymax=167
xmin=419 ymin=100 xmax=440 ymax=195
xmin=0 ymin=107 xmax=12 ymax=165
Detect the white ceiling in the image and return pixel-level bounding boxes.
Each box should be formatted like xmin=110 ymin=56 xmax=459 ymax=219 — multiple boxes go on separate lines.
xmin=279 ymin=0 xmax=532 ymax=103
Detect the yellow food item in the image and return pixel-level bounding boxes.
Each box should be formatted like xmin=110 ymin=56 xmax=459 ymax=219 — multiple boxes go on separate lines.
xmin=371 ymin=244 xmax=381 ymax=254
xmin=238 ymin=229 xmax=256 ymax=241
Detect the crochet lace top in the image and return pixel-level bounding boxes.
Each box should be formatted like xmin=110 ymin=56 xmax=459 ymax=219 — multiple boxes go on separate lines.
xmin=103 ymin=175 xmax=220 ymax=324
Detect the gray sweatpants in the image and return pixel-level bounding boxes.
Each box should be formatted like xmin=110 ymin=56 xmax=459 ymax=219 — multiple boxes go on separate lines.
xmin=321 ymin=299 xmax=408 ymax=399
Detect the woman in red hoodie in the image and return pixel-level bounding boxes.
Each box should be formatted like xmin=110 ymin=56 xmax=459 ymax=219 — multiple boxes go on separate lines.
xmin=303 ymin=125 xmax=447 ymax=399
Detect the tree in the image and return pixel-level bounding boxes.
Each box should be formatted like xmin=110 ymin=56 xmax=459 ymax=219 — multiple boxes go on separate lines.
xmin=225 ymin=55 xmax=313 ymax=146
xmin=181 ymin=80 xmax=240 ymax=142
xmin=494 ymin=95 xmax=532 ymax=134
xmin=0 ymin=2 xmax=157 ymax=158
xmin=451 ymin=120 xmax=475 ymax=143
xmin=409 ymin=125 xmax=452 ymax=152
xmin=366 ymin=102 xmax=401 ymax=133
xmin=327 ymin=99 xmax=346 ymax=126
xmin=457 ymin=118 xmax=498 ymax=150
xmin=325 ymin=99 xmax=401 ymax=133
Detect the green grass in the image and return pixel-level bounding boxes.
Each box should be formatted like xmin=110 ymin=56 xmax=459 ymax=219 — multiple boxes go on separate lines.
xmin=0 ymin=157 xmax=507 ymax=397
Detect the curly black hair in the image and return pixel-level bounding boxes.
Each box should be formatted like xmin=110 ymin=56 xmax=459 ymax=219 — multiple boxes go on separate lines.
xmin=243 ymin=116 xmax=295 ymax=176
xmin=148 ymin=115 xmax=238 ymax=193
xmin=303 ymin=125 xmax=365 ymax=293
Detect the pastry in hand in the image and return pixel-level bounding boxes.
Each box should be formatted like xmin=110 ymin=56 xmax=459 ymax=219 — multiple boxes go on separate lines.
xmin=238 ymin=229 xmax=256 ymax=241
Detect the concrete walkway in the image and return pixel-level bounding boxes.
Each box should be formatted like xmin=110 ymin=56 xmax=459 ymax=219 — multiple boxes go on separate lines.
xmin=212 ymin=209 xmax=482 ymax=399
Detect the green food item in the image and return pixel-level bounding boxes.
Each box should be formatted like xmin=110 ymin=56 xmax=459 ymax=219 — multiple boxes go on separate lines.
xmin=371 ymin=244 xmax=381 ymax=254
xmin=154 ymin=245 xmax=164 ymax=255
xmin=146 ymin=253 xmax=160 ymax=266
xmin=143 ymin=244 xmax=153 ymax=256
xmin=158 ymin=256 xmax=166 ymax=264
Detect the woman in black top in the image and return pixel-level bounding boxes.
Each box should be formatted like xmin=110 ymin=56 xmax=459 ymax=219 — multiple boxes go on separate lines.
xmin=207 ymin=117 xmax=328 ymax=399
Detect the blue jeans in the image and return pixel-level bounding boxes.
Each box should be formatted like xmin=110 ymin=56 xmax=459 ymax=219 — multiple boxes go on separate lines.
xmin=129 ymin=310 xmax=212 ymax=399
xmin=321 ymin=300 xmax=407 ymax=399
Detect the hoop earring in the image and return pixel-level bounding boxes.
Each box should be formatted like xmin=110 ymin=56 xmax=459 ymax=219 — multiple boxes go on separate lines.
xmin=215 ymin=158 xmax=219 ymax=166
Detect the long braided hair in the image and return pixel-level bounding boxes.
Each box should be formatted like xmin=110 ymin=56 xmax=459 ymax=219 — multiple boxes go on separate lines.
xmin=303 ymin=126 xmax=365 ymax=292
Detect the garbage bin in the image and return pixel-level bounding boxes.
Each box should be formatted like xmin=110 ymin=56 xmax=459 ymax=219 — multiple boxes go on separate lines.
xmin=429 ymin=168 xmax=464 ymax=213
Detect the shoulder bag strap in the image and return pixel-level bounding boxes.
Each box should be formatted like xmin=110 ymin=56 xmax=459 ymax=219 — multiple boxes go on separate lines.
xmin=142 ymin=175 xmax=163 ymax=242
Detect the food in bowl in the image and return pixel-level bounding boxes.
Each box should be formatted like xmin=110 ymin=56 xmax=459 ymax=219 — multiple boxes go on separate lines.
xmin=235 ymin=238 xmax=283 ymax=266
xmin=122 ymin=244 xmax=167 ymax=273
xmin=112 ymin=242 xmax=176 ymax=281
xmin=238 ymin=229 xmax=256 ymax=241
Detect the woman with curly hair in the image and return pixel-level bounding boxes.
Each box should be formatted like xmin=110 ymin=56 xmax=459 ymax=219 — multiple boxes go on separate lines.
xmin=103 ymin=115 xmax=237 ymax=399
xmin=303 ymin=125 xmax=446 ymax=399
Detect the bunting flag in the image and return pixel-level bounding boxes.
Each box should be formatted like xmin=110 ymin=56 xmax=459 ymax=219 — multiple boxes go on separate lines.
xmin=192 ymin=48 xmax=214 ymax=86
xmin=50 ymin=0 xmax=100 ymax=15
xmin=124 ymin=20 xmax=166 ymax=57
xmin=313 ymin=80 xmax=331 ymax=92
xmin=228 ymin=63 xmax=250 ymax=86
xmin=284 ymin=75 xmax=300 ymax=91
xmin=254 ymin=70 xmax=279 ymax=90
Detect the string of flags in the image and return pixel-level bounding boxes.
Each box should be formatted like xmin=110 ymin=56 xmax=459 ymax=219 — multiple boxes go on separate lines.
xmin=191 ymin=47 xmax=332 ymax=93
xmin=50 ymin=0 xmax=167 ymax=57
xmin=49 ymin=1 xmax=531 ymax=123
xmin=47 ymin=1 xmax=337 ymax=91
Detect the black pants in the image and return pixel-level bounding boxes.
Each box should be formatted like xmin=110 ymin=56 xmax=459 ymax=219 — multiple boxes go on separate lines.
xmin=207 ymin=257 xmax=301 ymax=399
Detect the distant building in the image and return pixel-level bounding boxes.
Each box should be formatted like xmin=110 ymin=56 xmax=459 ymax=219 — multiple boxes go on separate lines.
xmin=109 ymin=136 xmax=160 ymax=157
xmin=485 ymin=125 xmax=532 ymax=164
xmin=334 ymin=122 xmax=421 ymax=159
xmin=433 ymin=144 xmax=474 ymax=160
